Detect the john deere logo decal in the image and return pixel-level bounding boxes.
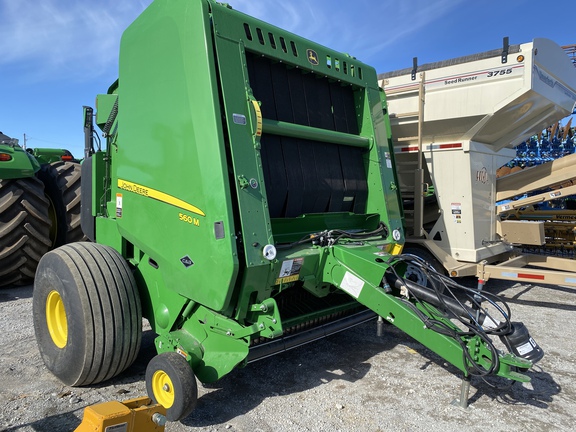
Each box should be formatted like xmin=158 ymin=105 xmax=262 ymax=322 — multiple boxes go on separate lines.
xmin=307 ymin=49 xmax=319 ymax=66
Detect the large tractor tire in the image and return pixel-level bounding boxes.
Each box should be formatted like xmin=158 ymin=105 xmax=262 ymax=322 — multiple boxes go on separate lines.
xmin=37 ymin=161 xmax=86 ymax=247
xmin=0 ymin=177 xmax=52 ymax=287
xmin=33 ymin=242 xmax=142 ymax=386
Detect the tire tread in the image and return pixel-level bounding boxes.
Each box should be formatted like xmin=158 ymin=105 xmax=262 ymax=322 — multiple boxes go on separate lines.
xmin=0 ymin=177 xmax=51 ymax=287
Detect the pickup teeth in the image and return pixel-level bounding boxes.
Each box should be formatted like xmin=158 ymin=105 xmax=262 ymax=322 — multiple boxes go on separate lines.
xmin=250 ymin=285 xmax=366 ymax=348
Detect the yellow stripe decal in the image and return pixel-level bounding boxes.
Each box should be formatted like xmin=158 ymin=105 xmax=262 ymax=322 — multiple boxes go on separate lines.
xmin=117 ymin=179 xmax=206 ymax=217
xmin=251 ymin=99 xmax=262 ymax=137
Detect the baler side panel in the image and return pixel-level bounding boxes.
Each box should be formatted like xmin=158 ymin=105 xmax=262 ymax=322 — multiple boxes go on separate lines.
xmin=103 ymin=0 xmax=239 ymax=313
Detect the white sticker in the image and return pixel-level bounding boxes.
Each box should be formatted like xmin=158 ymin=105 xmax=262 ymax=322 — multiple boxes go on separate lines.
xmin=279 ymin=260 xmax=294 ymax=277
xmin=340 ymin=271 xmax=364 ymax=298
xmin=451 ymin=202 xmax=461 ymax=224
xmin=482 ymin=315 xmax=500 ymax=330
xmin=516 ymin=341 xmax=534 ymax=356
xmin=116 ymin=193 xmax=123 ymax=218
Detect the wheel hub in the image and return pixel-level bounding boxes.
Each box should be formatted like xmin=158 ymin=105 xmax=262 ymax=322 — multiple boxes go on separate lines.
xmin=404 ymin=264 xmax=428 ymax=286
xmin=46 ymin=290 xmax=67 ymax=348
xmin=152 ymin=370 xmax=175 ymax=408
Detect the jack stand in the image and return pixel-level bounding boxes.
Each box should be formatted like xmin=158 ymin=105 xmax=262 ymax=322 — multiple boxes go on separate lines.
xmin=377 ymin=316 xmax=384 ymax=337
xmin=474 ymin=277 xmax=485 ymax=322
xmin=475 ymin=278 xmax=485 ymax=296
xmin=451 ymin=376 xmax=471 ymax=409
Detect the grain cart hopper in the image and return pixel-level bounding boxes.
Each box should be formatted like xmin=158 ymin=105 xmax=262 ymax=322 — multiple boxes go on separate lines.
xmin=33 ymin=0 xmax=542 ymax=422
xmin=0 ymin=132 xmax=83 ymax=287
xmin=380 ymin=38 xmax=576 ymax=286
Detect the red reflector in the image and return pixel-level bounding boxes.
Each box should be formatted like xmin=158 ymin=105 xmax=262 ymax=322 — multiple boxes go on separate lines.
xmin=0 ymin=153 xmax=12 ymax=161
xmin=61 ymin=155 xmax=73 ymax=161
xmin=400 ymin=146 xmax=419 ymax=152
xmin=438 ymin=143 xmax=462 ymax=149
xmin=518 ymin=273 xmax=545 ymax=280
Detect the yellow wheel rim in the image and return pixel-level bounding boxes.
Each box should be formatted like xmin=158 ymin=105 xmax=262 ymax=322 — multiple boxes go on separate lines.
xmin=46 ymin=290 xmax=68 ymax=348
xmin=152 ymin=370 xmax=175 ymax=408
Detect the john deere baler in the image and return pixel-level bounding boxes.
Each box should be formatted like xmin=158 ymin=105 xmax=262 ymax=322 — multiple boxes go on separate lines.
xmin=33 ymin=0 xmax=543 ymax=422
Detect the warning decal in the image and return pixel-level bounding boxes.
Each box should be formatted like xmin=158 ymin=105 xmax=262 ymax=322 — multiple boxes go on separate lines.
xmin=116 ymin=193 xmax=123 ymax=218
xmin=451 ymin=202 xmax=462 ymax=224
xmin=275 ymin=258 xmax=303 ymax=285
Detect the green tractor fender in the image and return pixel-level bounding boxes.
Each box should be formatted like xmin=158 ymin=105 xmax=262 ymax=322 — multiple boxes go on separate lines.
xmin=0 ymin=142 xmax=41 ymax=179
xmin=30 ymin=147 xmax=77 ymax=165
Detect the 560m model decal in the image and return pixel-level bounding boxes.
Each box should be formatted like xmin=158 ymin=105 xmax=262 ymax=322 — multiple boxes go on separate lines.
xmin=117 ymin=179 xmax=206 ymax=217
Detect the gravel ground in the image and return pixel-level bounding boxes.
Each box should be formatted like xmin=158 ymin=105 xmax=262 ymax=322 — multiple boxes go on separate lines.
xmin=1 ymin=279 xmax=575 ymax=432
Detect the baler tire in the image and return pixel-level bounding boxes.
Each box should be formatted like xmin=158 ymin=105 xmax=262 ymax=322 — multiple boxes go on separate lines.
xmin=38 ymin=161 xmax=86 ymax=247
xmin=33 ymin=242 xmax=142 ymax=386
xmin=0 ymin=177 xmax=52 ymax=287
xmin=403 ymin=247 xmax=445 ymax=288
xmin=146 ymin=352 xmax=198 ymax=422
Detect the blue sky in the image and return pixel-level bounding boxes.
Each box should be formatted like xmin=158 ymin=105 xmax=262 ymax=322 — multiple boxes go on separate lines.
xmin=1 ymin=0 xmax=575 ymax=158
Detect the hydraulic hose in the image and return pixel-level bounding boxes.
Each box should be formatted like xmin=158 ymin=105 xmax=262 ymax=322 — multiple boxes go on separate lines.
xmin=385 ymin=273 xmax=487 ymax=325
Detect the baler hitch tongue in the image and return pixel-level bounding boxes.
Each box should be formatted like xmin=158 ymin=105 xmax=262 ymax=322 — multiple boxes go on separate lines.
xmin=322 ymin=245 xmax=542 ymax=383
xmin=74 ymin=397 xmax=166 ymax=432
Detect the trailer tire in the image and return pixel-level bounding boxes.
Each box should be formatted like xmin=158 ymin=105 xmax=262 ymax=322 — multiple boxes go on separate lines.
xmin=38 ymin=161 xmax=86 ymax=247
xmin=0 ymin=177 xmax=52 ymax=287
xmin=146 ymin=352 xmax=198 ymax=421
xmin=33 ymin=242 xmax=142 ymax=386
xmin=403 ymin=247 xmax=445 ymax=288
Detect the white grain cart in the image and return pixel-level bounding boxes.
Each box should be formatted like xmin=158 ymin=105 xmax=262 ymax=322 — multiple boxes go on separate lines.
xmin=380 ymin=38 xmax=576 ymax=286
